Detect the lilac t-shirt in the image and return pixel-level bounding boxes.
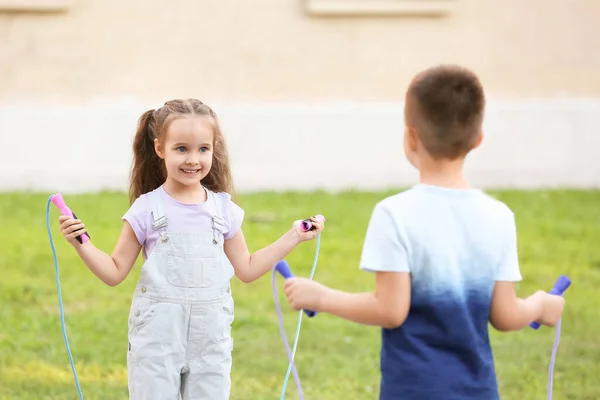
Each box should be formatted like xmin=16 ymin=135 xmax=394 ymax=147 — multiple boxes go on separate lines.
xmin=122 ymin=186 xmax=245 ymax=259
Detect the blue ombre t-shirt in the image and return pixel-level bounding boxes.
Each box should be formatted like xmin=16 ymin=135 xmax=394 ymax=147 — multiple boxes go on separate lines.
xmin=359 ymin=184 xmax=522 ymax=399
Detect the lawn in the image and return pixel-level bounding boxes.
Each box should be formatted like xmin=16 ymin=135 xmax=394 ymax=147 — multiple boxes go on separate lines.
xmin=0 ymin=189 xmax=599 ymax=400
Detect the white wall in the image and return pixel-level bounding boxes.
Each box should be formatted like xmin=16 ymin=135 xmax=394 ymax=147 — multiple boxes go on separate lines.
xmin=1 ymin=98 xmax=598 ymax=194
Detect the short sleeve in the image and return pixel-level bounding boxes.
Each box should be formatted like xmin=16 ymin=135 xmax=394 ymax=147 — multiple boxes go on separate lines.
xmin=218 ymin=193 xmax=245 ymax=240
xmin=495 ymin=209 xmax=523 ymax=282
xmin=359 ymin=202 xmax=410 ymax=273
xmin=122 ymin=195 xmax=150 ymax=246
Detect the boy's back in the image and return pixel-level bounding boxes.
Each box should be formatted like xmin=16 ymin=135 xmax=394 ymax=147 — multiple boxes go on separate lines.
xmin=359 ymin=184 xmax=521 ymax=399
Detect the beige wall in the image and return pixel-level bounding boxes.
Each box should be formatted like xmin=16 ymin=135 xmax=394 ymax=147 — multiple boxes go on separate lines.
xmin=2 ymin=0 xmax=599 ymax=103
xmin=1 ymin=0 xmax=599 ymax=193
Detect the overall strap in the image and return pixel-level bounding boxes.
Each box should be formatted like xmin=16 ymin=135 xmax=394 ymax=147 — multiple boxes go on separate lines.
xmin=150 ymin=187 xmax=168 ymax=231
xmin=206 ymin=189 xmax=228 ymax=244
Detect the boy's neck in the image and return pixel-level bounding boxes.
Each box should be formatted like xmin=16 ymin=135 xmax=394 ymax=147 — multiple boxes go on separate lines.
xmin=418 ymin=156 xmax=470 ymax=189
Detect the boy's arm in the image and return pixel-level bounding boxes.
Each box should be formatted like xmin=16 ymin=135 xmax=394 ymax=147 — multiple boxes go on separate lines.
xmin=488 ymin=207 xmax=564 ymax=331
xmin=488 ymin=207 xmax=536 ymax=331
xmin=285 ymin=202 xmax=411 ymax=329
xmin=319 ymin=271 xmax=411 ymax=328
xmin=490 ymin=282 xmax=566 ymax=331
xmin=489 ymin=281 xmax=543 ymax=331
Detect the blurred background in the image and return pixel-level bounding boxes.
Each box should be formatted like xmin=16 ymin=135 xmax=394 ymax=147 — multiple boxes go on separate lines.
xmin=1 ymin=1 xmax=599 ymax=399
xmin=1 ymin=0 xmax=599 ymax=193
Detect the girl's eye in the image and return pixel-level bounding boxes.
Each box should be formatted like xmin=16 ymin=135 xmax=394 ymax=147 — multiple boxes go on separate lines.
xmin=177 ymin=146 xmax=186 ymax=152
xmin=200 ymin=147 xmax=209 ymax=153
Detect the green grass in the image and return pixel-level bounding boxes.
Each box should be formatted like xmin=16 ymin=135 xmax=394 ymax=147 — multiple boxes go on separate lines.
xmin=0 ymin=189 xmax=599 ymax=400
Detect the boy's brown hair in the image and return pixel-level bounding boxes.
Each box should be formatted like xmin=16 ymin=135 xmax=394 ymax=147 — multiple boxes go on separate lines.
xmin=405 ymin=64 xmax=485 ymax=160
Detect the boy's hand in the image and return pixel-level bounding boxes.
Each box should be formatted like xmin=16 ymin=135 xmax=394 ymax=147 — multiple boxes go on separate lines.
xmin=292 ymin=216 xmax=325 ymax=243
xmin=532 ymin=291 xmax=566 ymax=327
xmin=58 ymin=215 xmax=86 ymax=246
xmin=284 ymin=277 xmax=329 ymax=311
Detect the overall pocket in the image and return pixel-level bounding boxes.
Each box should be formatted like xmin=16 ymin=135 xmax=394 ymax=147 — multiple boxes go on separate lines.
xmin=166 ymin=252 xmax=218 ymax=288
xmin=128 ymin=296 xmax=158 ymax=336
xmin=210 ymin=295 xmax=235 ymax=344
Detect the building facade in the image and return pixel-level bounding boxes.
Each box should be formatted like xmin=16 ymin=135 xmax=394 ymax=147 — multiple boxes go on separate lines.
xmin=1 ymin=0 xmax=599 ymax=193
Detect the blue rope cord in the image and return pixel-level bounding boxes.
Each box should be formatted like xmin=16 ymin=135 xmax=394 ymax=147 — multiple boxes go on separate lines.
xmin=279 ymin=234 xmax=321 ymax=400
xmin=46 ymin=195 xmax=84 ymax=399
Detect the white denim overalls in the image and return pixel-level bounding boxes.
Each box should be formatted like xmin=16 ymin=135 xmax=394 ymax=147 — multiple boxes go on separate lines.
xmin=127 ymin=188 xmax=235 ymax=400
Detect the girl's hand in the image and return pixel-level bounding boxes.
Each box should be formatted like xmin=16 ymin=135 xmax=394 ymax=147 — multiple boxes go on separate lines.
xmin=292 ymin=216 xmax=325 ymax=242
xmin=58 ymin=215 xmax=87 ymax=246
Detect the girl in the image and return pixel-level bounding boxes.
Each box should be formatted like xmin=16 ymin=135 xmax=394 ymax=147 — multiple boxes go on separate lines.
xmin=58 ymin=98 xmax=324 ymax=400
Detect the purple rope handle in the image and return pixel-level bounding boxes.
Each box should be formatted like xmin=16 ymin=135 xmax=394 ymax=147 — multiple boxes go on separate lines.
xmin=272 ymin=267 xmax=304 ymax=399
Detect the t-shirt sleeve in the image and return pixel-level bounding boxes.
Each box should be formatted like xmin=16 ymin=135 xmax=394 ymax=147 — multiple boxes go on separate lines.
xmin=219 ymin=193 xmax=245 ymax=240
xmin=122 ymin=195 xmax=150 ymax=246
xmin=495 ymin=208 xmax=523 ymax=282
xmin=359 ymin=202 xmax=410 ymax=273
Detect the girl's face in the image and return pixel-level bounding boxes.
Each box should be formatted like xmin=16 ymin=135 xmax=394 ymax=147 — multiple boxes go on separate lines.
xmin=154 ymin=115 xmax=214 ymax=189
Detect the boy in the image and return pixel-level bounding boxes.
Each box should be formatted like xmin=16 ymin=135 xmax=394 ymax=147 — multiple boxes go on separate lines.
xmin=283 ymin=64 xmax=565 ymax=399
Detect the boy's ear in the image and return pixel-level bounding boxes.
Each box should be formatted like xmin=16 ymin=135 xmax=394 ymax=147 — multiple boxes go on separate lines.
xmin=154 ymin=138 xmax=165 ymax=159
xmin=472 ymin=131 xmax=484 ymax=150
xmin=405 ymin=126 xmax=419 ymax=152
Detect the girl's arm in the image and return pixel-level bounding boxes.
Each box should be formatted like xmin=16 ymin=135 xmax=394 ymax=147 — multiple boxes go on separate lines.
xmin=59 ymin=216 xmax=142 ymax=286
xmin=224 ymin=218 xmax=324 ymax=283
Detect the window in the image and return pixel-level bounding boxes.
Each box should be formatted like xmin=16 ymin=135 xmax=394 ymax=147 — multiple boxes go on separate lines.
xmin=0 ymin=0 xmax=72 ymax=13
xmin=304 ymin=0 xmax=455 ymax=17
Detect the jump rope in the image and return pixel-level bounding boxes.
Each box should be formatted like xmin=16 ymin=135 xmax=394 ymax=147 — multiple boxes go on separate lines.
xmin=46 ymin=194 xmax=570 ymax=400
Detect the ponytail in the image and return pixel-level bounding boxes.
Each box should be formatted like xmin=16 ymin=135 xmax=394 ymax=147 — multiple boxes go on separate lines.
xmin=128 ymin=109 xmax=166 ymax=204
